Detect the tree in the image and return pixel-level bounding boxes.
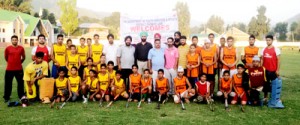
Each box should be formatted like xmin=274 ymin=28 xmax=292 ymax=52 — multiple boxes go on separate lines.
xmin=174 ymin=2 xmax=190 ymax=37
xmin=33 ymin=12 xmax=39 ymax=17
xmin=48 ymin=13 xmax=56 ymax=25
xmin=102 ymin=12 xmax=120 ymax=39
xmin=290 ymin=22 xmax=298 ymax=42
xmin=58 ymin=0 xmax=78 ymax=37
xmin=248 ymin=5 xmax=270 ymax=40
xmin=231 ymin=22 xmax=246 ymax=32
xmin=274 ymin=22 xmax=288 ymax=41
xmin=41 ymin=8 xmax=49 ymax=19
xmin=0 ymin=0 xmax=32 ymax=14
xmin=206 ymin=15 xmax=224 ymax=34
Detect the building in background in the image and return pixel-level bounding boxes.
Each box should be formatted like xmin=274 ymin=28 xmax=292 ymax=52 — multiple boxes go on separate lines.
xmin=78 ymin=23 xmax=109 ymax=39
xmin=0 ymin=9 xmax=54 ymax=47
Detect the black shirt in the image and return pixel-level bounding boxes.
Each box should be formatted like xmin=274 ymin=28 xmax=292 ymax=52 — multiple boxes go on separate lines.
xmin=134 ymin=42 xmax=153 ymax=61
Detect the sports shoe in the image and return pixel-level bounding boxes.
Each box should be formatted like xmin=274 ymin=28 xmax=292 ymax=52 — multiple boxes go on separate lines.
xmin=22 ymin=103 xmax=27 ymax=107
xmin=147 ymin=98 xmax=152 ymax=104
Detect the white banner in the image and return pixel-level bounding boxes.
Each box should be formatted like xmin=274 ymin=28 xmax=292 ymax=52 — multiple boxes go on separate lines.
xmin=120 ymin=12 xmax=178 ymax=45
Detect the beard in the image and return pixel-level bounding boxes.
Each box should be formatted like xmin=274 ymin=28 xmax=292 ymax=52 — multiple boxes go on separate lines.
xmin=175 ymin=38 xmax=180 ymax=43
xmin=39 ymin=42 xmax=45 ymax=45
xmin=125 ymin=43 xmax=131 ymax=46
xmin=141 ymin=39 xmax=146 ymax=42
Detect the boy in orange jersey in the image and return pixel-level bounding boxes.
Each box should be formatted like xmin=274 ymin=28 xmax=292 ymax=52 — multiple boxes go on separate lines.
xmin=241 ymin=35 xmax=260 ymax=69
xmin=220 ymin=36 xmax=239 ymax=78
xmin=129 ymin=64 xmax=142 ymax=102
xmin=141 ymin=69 xmax=153 ymax=103
xmin=155 ymin=69 xmax=170 ymax=109
xmin=173 ymin=66 xmax=195 ymax=104
xmin=186 ymin=44 xmax=200 ymax=88
xmin=231 ymin=64 xmax=249 ymax=112
xmin=217 ymin=70 xmax=234 ymax=110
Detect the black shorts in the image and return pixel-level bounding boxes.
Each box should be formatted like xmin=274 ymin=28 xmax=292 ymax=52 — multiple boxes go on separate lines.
xmin=205 ymin=74 xmax=215 ymax=81
xmin=263 ymin=70 xmax=277 ymax=93
xmin=249 ymin=89 xmax=260 ymax=102
xmin=131 ymin=93 xmax=141 ymax=100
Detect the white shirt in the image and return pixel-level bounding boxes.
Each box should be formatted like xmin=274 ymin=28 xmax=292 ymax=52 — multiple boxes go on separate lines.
xmin=103 ymin=42 xmax=119 ymax=65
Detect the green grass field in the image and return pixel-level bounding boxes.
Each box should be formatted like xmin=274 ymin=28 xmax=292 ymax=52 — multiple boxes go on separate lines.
xmin=0 ymin=48 xmax=299 ymax=125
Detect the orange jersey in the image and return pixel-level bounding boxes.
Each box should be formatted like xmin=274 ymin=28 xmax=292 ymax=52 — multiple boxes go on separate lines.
xmin=244 ymin=46 xmax=259 ymax=68
xmin=156 ymin=78 xmax=168 ymax=93
xmin=130 ymin=74 xmax=142 ymax=93
xmin=195 ymin=46 xmax=202 ymax=55
xmin=233 ymin=74 xmax=244 ymax=95
xmin=174 ymin=76 xmax=187 ymax=94
xmin=187 ymin=53 xmax=199 ymax=77
xmin=141 ymin=77 xmax=152 ymax=93
xmin=220 ymin=78 xmax=232 ymax=92
xmin=201 ymin=48 xmax=215 ymax=74
xmin=222 ymin=47 xmax=236 ymax=70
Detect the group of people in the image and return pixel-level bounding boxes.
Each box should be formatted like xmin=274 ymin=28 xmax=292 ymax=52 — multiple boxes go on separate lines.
xmin=3 ymin=31 xmax=284 ymax=110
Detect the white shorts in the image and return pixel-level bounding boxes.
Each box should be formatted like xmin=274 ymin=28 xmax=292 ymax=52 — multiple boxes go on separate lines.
xmin=173 ymin=90 xmax=188 ymax=102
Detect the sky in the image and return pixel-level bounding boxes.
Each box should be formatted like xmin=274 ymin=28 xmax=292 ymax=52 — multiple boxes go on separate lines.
xmin=77 ymin=0 xmax=300 ymax=26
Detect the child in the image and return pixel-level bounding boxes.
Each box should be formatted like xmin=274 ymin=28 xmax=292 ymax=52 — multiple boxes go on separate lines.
xmin=77 ymin=37 xmax=89 ymax=79
xmin=129 ymin=64 xmax=142 ymax=102
xmin=83 ymin=57 xmax=98 ymax=81
xmin=68 ymin=67 xmax=81 ymax=101
xmin=98 ymin=64 xmax=112 ymax=102
xmin=248 ymin=55 xmax=266 ymax=106
xmin=217 ymin=70 xmax=234 ymax=110
xmin=200 ymin=39 xmax=217 ymax=96
xmin=82 ymin=69 xmax=100 ymax=103
xmin=23 ymin=52 xmax=48 ymax=102
xmin=156 ymin=69 xmax=170 ymax=106
xmin=66 ymin=39 xmax=73 ymax=57
xmin=231 ymin=64 xmax=249 ymax=111
xmin=194 ymin=74 xmax=211 ymax=103
xmin=66 ymin=45 xmax=81 ymax=76
xmin=107 ymin=61 xmax=116 ymax=83
xmin=173 ymin=66 xmax=195 ymax=104
xmin=111 ymin=71 xmax=129 ymax=100
xmin=186 ymin=44 xmax=200 ymax=88
xmin=55 ymin=68 xmax=71 ymax=102
xmin=141 ymin=69 xmax=152 ymax=103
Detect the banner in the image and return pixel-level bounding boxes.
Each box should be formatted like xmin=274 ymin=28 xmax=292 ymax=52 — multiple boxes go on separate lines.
xmin=120 ymin=12 xmax=178 ymax=45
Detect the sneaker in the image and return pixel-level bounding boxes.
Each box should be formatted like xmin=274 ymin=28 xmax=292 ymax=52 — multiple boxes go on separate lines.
xmin=147 ymin=98 xmax=152 ymax=104
xmin=83 ymin=97 xmax=88 ymax=104
xmin=22 ymin=103 xmax=27 ymax=107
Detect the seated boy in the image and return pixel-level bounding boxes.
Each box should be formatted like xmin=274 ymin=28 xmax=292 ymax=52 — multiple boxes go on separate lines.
xmin=141 ymin=69 xmax=152 ymax=103
xmin=173 ymin=66 xmax=195 ymax=104
xmin=194 ymin=74 xmax=211 ymax=103
xmin=23 ymin=52 xmax=48 ymax=103
xmin=68 ymin=67 xmax=81 ymax=101
xmin=111 ymin=70 xmax=129 ymax=100
xmin=231 ymin=64 xmax=248 ymax=111
xmin=217 ymin=70 xmax=234 ymax=110
xmin=129 ymin=64 xmax=142 ymax=102
xmin=156 ymin=69 xmax=170 ymax=106
xmin=248 ymin=55 xmax=266 ymax=105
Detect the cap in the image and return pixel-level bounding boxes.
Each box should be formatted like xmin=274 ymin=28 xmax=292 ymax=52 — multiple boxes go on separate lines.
xmin=140 ymin=31 xmax=148 ymax=37
xmin=204 ymin=38 xmax=211 ymax=43
xmin=178 ymin=66 xmax=184 ymax=72
xmin=252 ymin=55 xmax=260 ymax=61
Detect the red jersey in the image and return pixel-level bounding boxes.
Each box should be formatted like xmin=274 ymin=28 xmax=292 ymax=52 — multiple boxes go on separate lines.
xmin=196 ymin=81 xmax=209 ymax=96
xmin=248 ymin=67 xmax=266 ymax=88
xmin=5 ymin=45 xmax=25 ymax=71
xmin=262 ymin=47 xmax=280 ymax=72
xmin=32 ymin=46 xmax=51 ymax=62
